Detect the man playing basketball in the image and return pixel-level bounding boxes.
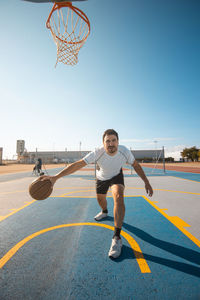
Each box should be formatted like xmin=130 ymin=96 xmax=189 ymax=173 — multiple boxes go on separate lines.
xmin=47 ymin=129 xmax=153 ymax=259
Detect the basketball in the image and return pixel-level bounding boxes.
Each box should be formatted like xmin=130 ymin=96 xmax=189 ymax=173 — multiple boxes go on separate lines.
xmin=29 ymin=177 xmax=53 ymax=200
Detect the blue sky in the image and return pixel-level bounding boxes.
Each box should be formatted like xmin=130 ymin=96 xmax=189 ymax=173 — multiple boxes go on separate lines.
xmin=0 ymin=0 xmax=199 ymax=160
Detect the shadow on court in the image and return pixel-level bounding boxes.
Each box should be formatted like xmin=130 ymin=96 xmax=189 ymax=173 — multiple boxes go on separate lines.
xmin=99 ymin=216 xmax=200 ymax=278
xmin=115 ymin=246 xmax=200 ymax=278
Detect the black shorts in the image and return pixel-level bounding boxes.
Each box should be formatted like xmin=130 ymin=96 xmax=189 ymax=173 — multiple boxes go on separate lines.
xmin=96 ymin=169 xmax=124 ymax=194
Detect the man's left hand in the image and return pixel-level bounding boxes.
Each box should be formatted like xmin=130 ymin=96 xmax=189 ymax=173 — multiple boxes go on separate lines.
xmin=145 ymin=182 xmax=153 ymax=197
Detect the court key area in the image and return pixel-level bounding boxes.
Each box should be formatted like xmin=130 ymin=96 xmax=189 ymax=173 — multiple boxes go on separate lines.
xmin=0 ymin=165 xmax=200 ymax=299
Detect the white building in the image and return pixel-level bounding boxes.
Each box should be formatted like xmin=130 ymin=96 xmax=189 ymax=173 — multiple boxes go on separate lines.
xmin=18 ymin=149 xmax=164 ymax=164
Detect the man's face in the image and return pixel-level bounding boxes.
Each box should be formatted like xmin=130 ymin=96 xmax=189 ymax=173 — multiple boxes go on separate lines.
xmin=103 ymin=134 xmax=119 ymax=155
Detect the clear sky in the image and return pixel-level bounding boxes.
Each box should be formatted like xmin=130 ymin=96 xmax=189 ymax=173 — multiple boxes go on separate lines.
xmin=0 ymin=0 xmax=199 ymax=160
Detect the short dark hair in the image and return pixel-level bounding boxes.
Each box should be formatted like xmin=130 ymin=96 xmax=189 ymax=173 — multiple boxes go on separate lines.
xmin=103 ymin=129 xmax=119 ymax=141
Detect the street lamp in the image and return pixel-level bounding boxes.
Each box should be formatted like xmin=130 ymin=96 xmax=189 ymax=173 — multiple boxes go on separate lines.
xmin=154 ymin=140 xmax=158 ymax=161
xmin=79 ymin=141 xmax=82 ymax=159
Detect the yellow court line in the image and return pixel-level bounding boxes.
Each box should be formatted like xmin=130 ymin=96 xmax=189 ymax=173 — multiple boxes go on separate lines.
xmin=55 ymin=187 xmax=93 ymax=190
xmin=0 ymin=223 xmax=151 ymax=273
xmin=55 ymin=189 xmax=144 ymax=198
xmin=142 ymin=195 xmax=200 ymax=248
xmin=80 ymin=178 xmax=95 ymax=181
xmin=54 ymin=192 xmax=200 ymax=248
xmin=57 ymin=195 xmax=143 ymax=198
xmin=127 ymin=187 xmax=200 ymax=196
xmin=0 ymin=190 xmax=26 ymax=195
xmin=57 ymin=187 xmax=200 ymax=196
xmin=0 ymin=187 xmax=94 ymax=222
xmin=0 ymin=189 xmax=105 ymax=222
xmin=58 ymin=189 xmax=96 ymax=197
xmin=1 ymin=185 xmax=199 ymax=198
xmin=57 ymin=196 xmax=96 ymax=198
xmin=56 ymin=189 xmax=117 ymax=197
xmin=0 ymin=186 xmax=92 ymax=195
xmin=0 ymin=200 xmax=35 ymax=223
xmin=1 ymin=187 xmax=200 ymax=252
xmin=56 ymin=187 xmax=200 ymax=197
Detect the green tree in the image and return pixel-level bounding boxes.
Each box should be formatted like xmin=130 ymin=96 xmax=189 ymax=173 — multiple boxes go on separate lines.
xmin=181 ymin=146 xmax=199 ymax=162
xmin=181 ymin=148 xmax=189 ymax=160
xmin=198 ymin=150 xmax=200 ymax=162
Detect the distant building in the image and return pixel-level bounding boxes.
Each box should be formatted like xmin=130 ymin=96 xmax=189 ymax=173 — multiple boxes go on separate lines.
xmin=16 ymin=139 xmax=165 ymax=164
xmin=18 ymin=147 xmax=165 ymax=164
xmin=18 ymin=150 xmax=90 ymax=164
xmin=132 ymin=149 xmax=165 ymax=162
xmin=0 ymin=147 xmax=3 ymax=165
xmin=16 ymin=140 xmax=25 ymax=156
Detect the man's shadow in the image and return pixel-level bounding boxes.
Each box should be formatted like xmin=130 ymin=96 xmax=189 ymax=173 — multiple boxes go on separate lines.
xmin=103 ymin=216 xmax=200 ymax=278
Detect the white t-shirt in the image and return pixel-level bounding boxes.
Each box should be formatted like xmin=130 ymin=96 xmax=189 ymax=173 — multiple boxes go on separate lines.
xmin=83 ymin=145 xmax=135 ymax=181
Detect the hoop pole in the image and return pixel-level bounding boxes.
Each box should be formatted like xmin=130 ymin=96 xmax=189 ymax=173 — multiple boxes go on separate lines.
xmin=94 ymin=148 xmax=97 ymax=180
xmin=162 ymin=146 xmax=166 ymax=173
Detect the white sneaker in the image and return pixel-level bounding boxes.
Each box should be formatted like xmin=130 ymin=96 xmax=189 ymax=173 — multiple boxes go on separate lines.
xmin=94 ymin=211 xmax=108 ymax=221
xmin=108 ymin=237 xmax=123 ymax=258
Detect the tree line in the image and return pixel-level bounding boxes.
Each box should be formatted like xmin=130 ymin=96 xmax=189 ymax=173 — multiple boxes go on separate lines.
xmin=181 ymin=146 xmax=200 ymax=162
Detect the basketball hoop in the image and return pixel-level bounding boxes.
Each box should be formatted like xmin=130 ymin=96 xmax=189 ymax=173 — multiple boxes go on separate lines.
xmin=46 ymin=1 xmax=90 ymax=66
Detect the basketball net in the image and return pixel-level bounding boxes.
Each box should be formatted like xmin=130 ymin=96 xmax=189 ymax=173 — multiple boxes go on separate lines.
xmin=46 ymin=1 xmax=90 ymax=67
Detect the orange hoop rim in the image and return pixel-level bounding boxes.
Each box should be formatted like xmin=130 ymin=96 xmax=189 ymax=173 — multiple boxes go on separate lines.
xmin=46 ymin=1 xmax=90 ymax=45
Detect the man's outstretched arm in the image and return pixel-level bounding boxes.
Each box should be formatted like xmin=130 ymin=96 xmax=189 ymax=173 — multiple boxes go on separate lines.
xmin=43 ymin=159 xmax=87 ymax=185
xmin=132 ymin=160 xmax=153 ymax=197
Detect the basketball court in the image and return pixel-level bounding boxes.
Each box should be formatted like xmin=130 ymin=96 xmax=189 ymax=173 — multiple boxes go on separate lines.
xmin=0 ymin=165 xmax=200 ymax=299
xmin=1 ymin=1 xmax=199 ymax=298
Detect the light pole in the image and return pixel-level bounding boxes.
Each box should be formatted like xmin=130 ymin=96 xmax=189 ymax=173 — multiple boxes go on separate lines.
xmin=154 ymin=140 xmax=158 ymax=161
xmin=79 ymin=141 xmax=82 ymax=159
xmin=130 ymin=147 xmax=133 ymax=174
xmin=65 ymin=147 xmax=67 ymax=164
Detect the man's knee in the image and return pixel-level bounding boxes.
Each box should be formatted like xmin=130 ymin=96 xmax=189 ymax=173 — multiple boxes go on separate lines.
xmin=114 ymin=192 xmax=123 ymax=201
xmin=111 ymin=185 xmax=124 ymax=204
xmin=112 ymin=184 xmax=124 ymax=194
xmin=97 ymin=194 xmax=107 ymax=200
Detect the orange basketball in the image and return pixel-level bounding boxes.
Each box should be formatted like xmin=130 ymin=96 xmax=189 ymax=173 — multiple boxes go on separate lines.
xmin=29 ymin=177 xmax=53 ymax=200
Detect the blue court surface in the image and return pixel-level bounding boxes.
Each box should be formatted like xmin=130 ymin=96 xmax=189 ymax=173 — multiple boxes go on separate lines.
xmin=164 ymin=169 xmax=200 ymax=182
xmin=0 ymin=166 xmax=199 ymax=183
xmin=0 ymin=165 xmax=200 ymax=300
xmin=128 ymin=166 xmax=200 ymax=182
xmin=1 ymin=193 xmax=200 ymax=299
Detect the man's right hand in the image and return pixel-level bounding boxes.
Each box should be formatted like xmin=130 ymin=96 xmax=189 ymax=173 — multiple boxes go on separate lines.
xmin=40 ymin=175 xmax=57 ymax=186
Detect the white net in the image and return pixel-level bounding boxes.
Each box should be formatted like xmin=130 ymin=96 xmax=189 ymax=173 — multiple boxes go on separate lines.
xmin=46 ymin=2 xmax=90 ymax=66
